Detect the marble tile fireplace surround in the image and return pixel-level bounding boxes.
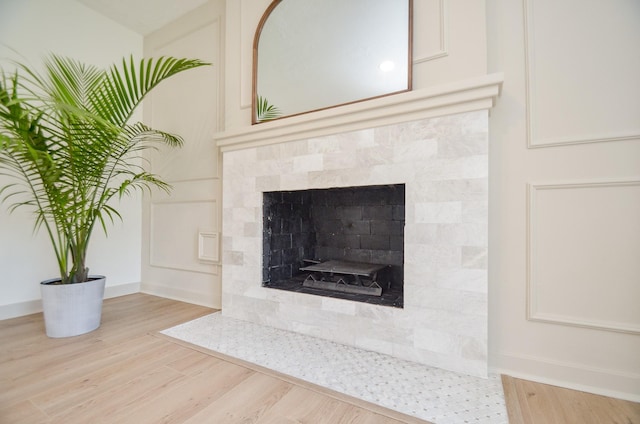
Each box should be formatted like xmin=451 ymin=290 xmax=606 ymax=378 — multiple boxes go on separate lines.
xmin=216 ymin=74 xmax=502 ymax=378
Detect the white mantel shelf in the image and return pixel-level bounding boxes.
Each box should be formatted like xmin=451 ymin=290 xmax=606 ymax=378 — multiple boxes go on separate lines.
xmin=215 ymin=73 xmax=503 ymax=152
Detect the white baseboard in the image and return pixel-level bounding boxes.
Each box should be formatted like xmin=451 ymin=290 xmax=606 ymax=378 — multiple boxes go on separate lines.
xmin=492 ymin=351 xmax=640 ymax=403
xmin=140 ymin=283 xmax=219 ymax=309
xmin=0 ymin=299 xmax=43 ymax=320
xmin=0 ymin=281 xmax=141 ymax=321
xmin=104 ymin=282 xmax=140 ymax=299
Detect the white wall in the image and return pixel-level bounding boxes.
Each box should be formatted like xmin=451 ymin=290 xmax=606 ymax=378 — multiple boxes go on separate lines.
xmin=0 ymin=0 xmax=144 ymax=318
xmin=487 ymin=0 xmax=640 ymax=401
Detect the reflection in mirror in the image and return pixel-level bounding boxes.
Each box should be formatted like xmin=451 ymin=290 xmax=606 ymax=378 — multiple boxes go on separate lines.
xmin=253 ymin=0 xmax=412 ymax=123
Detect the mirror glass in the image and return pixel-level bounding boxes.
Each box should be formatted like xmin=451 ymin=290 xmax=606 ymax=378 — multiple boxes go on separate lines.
xmin=253 ymin=0 xmax=412 ymax=123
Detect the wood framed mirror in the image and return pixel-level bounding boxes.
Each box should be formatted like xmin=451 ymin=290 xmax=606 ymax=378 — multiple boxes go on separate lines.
xmin=253 ymin=0 xmax=413 ymax=123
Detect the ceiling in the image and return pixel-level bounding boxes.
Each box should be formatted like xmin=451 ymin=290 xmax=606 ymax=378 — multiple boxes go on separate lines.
xmin=77 ymin=0 xmax=208 ymax=36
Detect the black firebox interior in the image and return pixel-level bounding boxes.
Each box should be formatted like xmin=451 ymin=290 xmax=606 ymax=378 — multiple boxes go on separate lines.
xmin=262 ymin=184 xmax=404 ymax=308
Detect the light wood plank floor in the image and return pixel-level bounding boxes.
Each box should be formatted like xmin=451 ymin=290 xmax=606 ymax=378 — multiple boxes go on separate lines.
xmin=502 ymin=375 xmax=640 ymax=424
xmin=0 ymin=294 xmax=421 ymax=424
xmin=0 ymin=294 xmax=638 ymax=423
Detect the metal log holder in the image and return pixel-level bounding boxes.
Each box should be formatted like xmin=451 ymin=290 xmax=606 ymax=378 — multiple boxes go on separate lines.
xmin=299 ymin=260 xmax=388 ymax=296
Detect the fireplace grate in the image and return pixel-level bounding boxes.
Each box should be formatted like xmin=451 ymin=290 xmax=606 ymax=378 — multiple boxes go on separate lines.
xmin=300 ymin=260 xmax=388 ymax=296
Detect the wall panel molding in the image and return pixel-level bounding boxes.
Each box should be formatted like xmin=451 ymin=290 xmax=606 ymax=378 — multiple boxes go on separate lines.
xmin=523 ymin=0 xmax=640 ymax=149
xmin=198 ymin=231 xmax=220 ymax=263
xmin=141 ymin=283 xmax=220 ymax=308
xmin=166 ymin=175 xmax=221 ymax=185
xmin=527 ymin=179 xmax=640 ymax=334
xmin=149 ymin=200 xmax=219 ymax=275
xmin=153 ymin=18 xmax=221 ymax=51
xmin=413 ymin=0 xmax=448 ymax=64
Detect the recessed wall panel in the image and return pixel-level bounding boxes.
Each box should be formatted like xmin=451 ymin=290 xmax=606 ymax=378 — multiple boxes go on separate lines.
xmin=413 ymin=0 xmax=447 ymax=62
xmin=149 ymin=21 xmax=221 ymax=180
xmin=150 ymin=201 xmax=218 ymax=274
xmin=525 ymin=0 xmax=640 ymax=147
xmin=529 ymin=181 xmax=640 ymax=333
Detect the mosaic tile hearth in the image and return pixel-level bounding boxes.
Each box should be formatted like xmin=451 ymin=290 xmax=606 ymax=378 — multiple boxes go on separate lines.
xmin=162 ymin=313 xmax=508 ymax=424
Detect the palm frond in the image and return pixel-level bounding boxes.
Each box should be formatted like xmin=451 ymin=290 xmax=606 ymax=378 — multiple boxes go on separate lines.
xmin=0 ymin=54 xmax=209 ymax=283
xmin=91 ymin=56 xmax=209 ymax=127
xmin=256 ymin=95 xmax=282 ymax=122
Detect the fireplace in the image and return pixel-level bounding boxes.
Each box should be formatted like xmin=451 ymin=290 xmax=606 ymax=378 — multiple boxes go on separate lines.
xmin=216 ymin=76 xmax=502 ymax=378
xmin=262 ymin=184 xmax=405 ymax=308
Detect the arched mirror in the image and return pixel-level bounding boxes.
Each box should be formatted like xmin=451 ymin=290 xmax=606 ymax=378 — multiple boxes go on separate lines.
xmin=253 ymin=0 xmax=412 ymax=123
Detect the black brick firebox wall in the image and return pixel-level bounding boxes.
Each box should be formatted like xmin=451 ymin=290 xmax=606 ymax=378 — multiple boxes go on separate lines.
xmin=262 ymin=190 xmax=316 ymax=283
xmin=262 ymin=184 xmax=405 ymax=303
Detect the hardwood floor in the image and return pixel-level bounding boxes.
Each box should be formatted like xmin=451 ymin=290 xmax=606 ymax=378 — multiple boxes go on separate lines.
xmin=502 ymin=375 xmax=640 ymax=424
xmin=0 ymin=294 xmax=420 ymax=424
xmin=1 ymin=293 xmax=638 ymax=423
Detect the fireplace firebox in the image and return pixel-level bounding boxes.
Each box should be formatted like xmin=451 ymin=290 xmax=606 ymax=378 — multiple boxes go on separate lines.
xmin=262 ymin=184 xmax=405 ymax=307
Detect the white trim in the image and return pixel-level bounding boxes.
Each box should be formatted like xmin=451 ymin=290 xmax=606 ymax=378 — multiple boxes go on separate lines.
xmin=150 ymin=17 xmax=220 ymax=50
xmin=0 ymin=299 xmax=42 ymax=321
xmin=239 ymin=0 xmax=253 ymax=110
xmin=522 ymin=0 xmax=535 ymax=148
xmin=150 ymin=198 xmax=219 ymax=205
xmin=527 ymin=179 xmax=640 ymax=334
xmin=413 ymin=51 xmax=448 ymax=64
xmin=140 ymin=284 xmax=218 ymax=309
xmin=104 ymin=281 xmax=141 ymax=299
xmin=165 ymin=175 xmax=221 ymax=184
xmin=529 ymin=133 xmax=640 ymax=149
xmin=213 ymin=15 xmax=225 ymax=136
xmin=413 ymin=0 xmax=448 ymax=64
xmin=147 ymin=264 xmax=220 ymax=276
xmin=493 ymin=350 xmax=640 ymax=403
xmin=198 ymin=231 xmax=220 ymax=263
xmin=216 ymin=73 xmax=503 ymax=152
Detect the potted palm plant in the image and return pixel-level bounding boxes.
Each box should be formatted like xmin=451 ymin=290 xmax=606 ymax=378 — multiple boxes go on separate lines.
xmin=0 ymin=54 xmax=208 ymax=337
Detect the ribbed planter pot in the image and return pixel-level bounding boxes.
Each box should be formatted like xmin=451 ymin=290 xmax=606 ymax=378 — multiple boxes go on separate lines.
xmin=40 ymin=276 xmax=106 ymax=338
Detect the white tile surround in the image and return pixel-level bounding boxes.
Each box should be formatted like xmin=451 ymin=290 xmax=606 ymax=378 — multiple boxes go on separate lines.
xmin=220 ymin=109 xmax=490 ymax=378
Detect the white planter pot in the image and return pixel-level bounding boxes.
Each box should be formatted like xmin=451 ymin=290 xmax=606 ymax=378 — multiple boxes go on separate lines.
xmin=40 ymin=276 xmax=106 ymax=338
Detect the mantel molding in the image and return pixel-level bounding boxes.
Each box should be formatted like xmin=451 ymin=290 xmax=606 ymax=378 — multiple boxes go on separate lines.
xmin=215 ymin=73 xmax=504 ymax=152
